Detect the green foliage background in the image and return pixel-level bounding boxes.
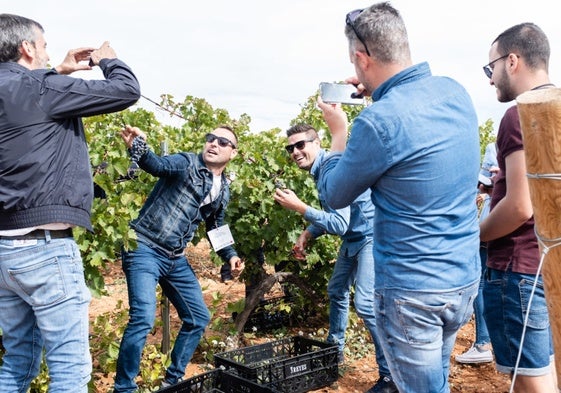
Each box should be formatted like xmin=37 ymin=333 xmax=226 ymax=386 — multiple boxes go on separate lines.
xmin=78 ymin=91 xmax=367 ymax=298
xmin=80 ymin=91 xmax=494 ymax=298
xmin=0 ymin=87 xmax=497 ymax=391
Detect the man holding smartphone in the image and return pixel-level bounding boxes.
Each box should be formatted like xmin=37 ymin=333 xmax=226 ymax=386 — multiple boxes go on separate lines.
xmin=274 ymin=120 xmax=397 ymax=393
xmin=317 ymin=3 xmax=481 ymax=392
xmin=0 ymin=13 xmax=140 ymax=393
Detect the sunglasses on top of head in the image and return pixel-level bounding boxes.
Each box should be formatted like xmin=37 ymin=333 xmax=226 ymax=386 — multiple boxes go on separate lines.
xmin=285 ymin=138 xmax=315 ymax=154
xmin=205 ymin=133 xmax=236 ymax=149
xmin=346 ymin=8 xmax=371 ymax=57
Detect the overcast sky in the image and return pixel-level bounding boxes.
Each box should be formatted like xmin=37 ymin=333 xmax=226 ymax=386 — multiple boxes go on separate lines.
xmin=6 ymin=0 xmax=561 ymax=133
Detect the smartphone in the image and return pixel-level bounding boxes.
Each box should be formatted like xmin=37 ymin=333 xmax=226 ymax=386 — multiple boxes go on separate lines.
xmin=319 ymin=82 xmax=364 ymax=105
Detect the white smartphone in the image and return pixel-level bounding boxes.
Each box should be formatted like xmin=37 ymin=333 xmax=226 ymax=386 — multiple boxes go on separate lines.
xmin=319 ymin=82 xmax=364 ymax=105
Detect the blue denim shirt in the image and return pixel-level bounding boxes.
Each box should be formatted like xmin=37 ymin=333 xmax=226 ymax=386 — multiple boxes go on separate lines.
xmin=130 ymin=150 xmax=237 ymax=262
xmin=319 ymin=62 xmax=480 ymax=291
xmin=305 ymin=149 xmax=374 ymax=242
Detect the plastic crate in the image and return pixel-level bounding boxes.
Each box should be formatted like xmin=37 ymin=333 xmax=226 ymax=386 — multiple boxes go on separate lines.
xmin=244 ymin=295 xmax=316 ymax=333
xmin=213 ymin=336 xmax=338 ymax=393
xmin=244 ymin=296 xmax=292 ymax=332
xmin=158 ymin=368 xmax=275 ymax=393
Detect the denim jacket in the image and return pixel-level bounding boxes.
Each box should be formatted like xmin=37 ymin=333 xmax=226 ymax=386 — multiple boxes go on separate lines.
xmin=130 ymin=149 xmax=238 ymax=262
xmin=320 ymin=62 xmax=480 ymax=291
xmin=305 ymin=149 xmax=374 ymax=242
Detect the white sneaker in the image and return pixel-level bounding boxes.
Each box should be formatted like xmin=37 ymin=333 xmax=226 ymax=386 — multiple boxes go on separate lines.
xmin=455 ymin=345 xmax=493 ymax=364
xmin=159 ymin=377 xmax=184 ymax=390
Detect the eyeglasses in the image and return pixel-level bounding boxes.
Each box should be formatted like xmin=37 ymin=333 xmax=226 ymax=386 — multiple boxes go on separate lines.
xmin=482 ymin=54 xmax=510 ymax=79
xmin=346 ymin=9 xmax=371 ymax=57
xmin=285 ymin=138 xmax=315 ymax=154
xmin=205 ymin=133 xmax=236 ymax=149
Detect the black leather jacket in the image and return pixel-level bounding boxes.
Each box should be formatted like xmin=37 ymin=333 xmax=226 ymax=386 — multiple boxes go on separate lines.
xmin=0 ymin=58 xmax=141 ymax=231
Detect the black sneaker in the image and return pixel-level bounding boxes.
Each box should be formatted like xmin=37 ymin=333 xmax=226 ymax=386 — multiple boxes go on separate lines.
xmin=337 ymin=351 xmax=345 ymax=365
xmin=366 ymin=376 xmax=398 ymax=393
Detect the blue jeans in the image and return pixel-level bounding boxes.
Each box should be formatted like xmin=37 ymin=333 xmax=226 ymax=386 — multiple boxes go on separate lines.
xmin=473 ymin=246 xmax=490 ymax=346
xmin=326 ymin=238 xmax=390 ymax=377
xmin=114 ymin=241 xmax=210 ymax=393
xmin=375 ymin=280 xmax=478 ymax=393
xmin=483 ymin=268 xmax=553 ymax=376
xmin=0 ymin=236 xmax=91 ymax=393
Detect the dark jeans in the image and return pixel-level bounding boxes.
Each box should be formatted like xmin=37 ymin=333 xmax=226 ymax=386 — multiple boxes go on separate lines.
xmin=114 ymin=242 xmax=210 ymax=392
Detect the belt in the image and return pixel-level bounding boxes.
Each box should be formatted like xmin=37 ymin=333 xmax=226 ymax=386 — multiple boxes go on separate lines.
xmin=135 ymin=233 xmax=185 ymax=259
xmin=0 ymin=229 xmax=73 ymax=240
xmin=346 ymin=235 xmax=366 ymax=243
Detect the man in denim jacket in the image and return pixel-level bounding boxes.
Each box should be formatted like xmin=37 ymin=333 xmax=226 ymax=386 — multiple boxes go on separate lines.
xmin=318 ymin=3 xmax=480 ymax=392
xmin=113 ymin=125 xmax=243 ymax=392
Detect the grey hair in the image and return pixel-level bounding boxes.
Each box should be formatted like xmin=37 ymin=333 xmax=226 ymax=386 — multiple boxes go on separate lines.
xmin=345 ymin=2 xmax=411 ymax=65
xmin=0 ymin=14 xmax=43 ymax=63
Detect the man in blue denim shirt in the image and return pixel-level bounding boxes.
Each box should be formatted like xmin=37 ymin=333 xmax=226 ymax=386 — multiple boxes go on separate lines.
xmin=113 ymin=125 xmax=243 ymax=392
xmin=274 ymin=124 xmax=396 ymax=393
xmin=318 ymin=3 xmax=481 ymax=393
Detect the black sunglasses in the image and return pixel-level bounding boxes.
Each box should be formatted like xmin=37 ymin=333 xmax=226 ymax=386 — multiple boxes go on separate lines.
xmin=285 ymin=138 xmax=315 ymax=154
xmin=346 ymin=9 xmax=371 ymax=57
xmin=205 ymin=133 xmax=236 ymax=149
xmin=482 ymin=54 xmax=510 ymax=79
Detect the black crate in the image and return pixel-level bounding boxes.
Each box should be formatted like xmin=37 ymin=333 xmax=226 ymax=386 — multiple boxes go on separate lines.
xmin=244 ymin=295 xmax=315 ymax=333
xmin=244 ymin=296 xmax=292 ymax=332
xmin=213 ymin=336 xmax=338 ymax=393
xmin=158 ymin=368 xmax=275 ymax=393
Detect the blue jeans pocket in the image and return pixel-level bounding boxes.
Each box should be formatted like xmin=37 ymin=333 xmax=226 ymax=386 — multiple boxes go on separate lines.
xmin=394 ymin=284 xmax=476 ymax=345
xmin=395 ymin=298 xmax=444 ymax=344
xmin=519 ymin=278 xmax=549 ymax=330
xmin=9 ymin=256 xmax=67 ymax=306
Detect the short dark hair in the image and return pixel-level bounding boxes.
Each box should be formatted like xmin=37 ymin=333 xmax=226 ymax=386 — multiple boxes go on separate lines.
xmin=0 ymin=14 xmax=44 ymax=63
xmin=286 ymin=124 xmax=318 ymax=139
xmin=493 ymin=23 xmax=550 ymax=71
xmin=216 ymin=124 xmax=238 ymax=146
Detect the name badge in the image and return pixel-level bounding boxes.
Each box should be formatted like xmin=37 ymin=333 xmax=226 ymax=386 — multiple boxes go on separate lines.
xmin=207 ymin=224 xmax=235 ymax=252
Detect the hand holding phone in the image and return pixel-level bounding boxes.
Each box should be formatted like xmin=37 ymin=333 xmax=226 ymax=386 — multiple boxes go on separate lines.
xmin=319 ymin=82 xmax=364 ymax=105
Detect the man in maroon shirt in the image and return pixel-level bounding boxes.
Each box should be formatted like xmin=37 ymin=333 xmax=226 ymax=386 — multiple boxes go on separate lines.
xmin=480 ymin=22 xmax=557 ymax=392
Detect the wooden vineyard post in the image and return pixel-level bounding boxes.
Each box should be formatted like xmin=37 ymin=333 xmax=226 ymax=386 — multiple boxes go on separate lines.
xmin=517 ymin=88 xmax=561 ymax=386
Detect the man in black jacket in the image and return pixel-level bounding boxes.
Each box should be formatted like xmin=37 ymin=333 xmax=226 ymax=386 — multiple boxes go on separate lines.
xmin=0 ymin=14 xmax=140 ymax=393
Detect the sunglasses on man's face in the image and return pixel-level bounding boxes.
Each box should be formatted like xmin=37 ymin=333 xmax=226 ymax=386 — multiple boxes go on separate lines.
xmin=285 ymin=138 xmax=315 ymax=154
xmin=482 ymin=54 xmax=509 ymax=79
xmin=482 ymin=53 xmax=519 ymax=79
xmin=205 ymin=133 xmax=236 ymax=149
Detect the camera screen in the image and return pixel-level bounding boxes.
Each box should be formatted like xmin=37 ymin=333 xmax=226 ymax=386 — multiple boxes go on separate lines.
xmin=319 ymin=82 xmax=364 ymax=105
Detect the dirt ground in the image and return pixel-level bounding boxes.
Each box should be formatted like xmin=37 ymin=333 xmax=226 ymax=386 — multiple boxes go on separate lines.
xmin=90 ymin=241 xmax=512 ymax=393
